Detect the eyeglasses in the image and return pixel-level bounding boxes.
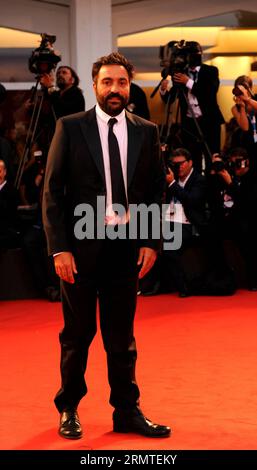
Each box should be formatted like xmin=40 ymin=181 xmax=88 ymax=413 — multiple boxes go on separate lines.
xmin=169 ymin=160 xmax=188 ymax=167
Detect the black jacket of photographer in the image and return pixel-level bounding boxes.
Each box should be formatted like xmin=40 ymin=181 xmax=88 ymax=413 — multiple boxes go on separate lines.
xmin=162 ymin=64 xmax=224 ymax=127
xmin=37 ymin=85 xmax=85 ymax=151
xmin=207 ymin=168 xmax=257 ymax=234
xmin=165 ymin=168 xmax=207 ymax=234
xmin=48 ymin=85 xmax=85 ymax=120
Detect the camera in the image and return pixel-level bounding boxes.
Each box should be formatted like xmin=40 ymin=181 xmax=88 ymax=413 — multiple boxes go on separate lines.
xmin=159 ymin=39 xmax=202 ymax=78
xmin=232 ymin=86 xmax=244 ymax=97
xmin=166 ymin=158 xmax=183 ymax=178
xmin=227 ymin=159 xmax=248 ymax=170
xmin=211 ymin=160 xmax=226 ymax=172
xmin=232 ymin=81 xmax=254 ymax=98
xmin=28 ymin=33 xmax=61 ymax=76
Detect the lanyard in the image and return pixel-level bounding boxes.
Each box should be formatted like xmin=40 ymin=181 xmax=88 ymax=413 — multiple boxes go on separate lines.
xmin=250 ymin=111 xmax=257 ymax=143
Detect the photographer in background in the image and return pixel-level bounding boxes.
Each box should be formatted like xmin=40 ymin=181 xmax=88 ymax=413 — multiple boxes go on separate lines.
xmin=160 ymin=42 xmax=224 ymax=173
xmin=207 ymin=148 xmax=257 ymax=291
xmin=24 ymin=66 xmax=85 ymax=154
xmin=231 ymin=75 xmax=257 ymax=169
xmin=162 ymin=147 xmax=207 ymax=296
xmin=39 ymin=65 xmax=85 ymax=120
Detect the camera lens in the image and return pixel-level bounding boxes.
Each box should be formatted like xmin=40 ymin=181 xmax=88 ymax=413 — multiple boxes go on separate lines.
xmin=211 ymin=160 xmax=225 ymax=172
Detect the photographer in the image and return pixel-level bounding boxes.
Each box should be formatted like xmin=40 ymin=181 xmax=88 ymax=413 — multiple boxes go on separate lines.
xmin=208 ymin=148 xmax=257 ymax=290
xmin=20 ymin=144 xmax=61 ymax=301
xmin=162 ymin=147 xmax=207 ymax=296
xmin=39 ymin=65 xmax=85 ymax=120
xmin=160 ymin=41 xmax=224 ymax=173
xmin=231 ymin=75 xmax=257 ymax=169
xmin=24 ymin=66 xmax=85 ymax=151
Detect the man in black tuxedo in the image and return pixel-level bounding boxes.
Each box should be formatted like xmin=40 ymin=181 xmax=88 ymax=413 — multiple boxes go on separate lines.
xmin=160 ymin=42 xmax=224 ymax=172
xmin=42 ymin=52 xmax=170 ymax=440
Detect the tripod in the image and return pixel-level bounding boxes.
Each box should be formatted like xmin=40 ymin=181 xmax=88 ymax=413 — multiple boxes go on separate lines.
xmin=15 ymin=78 xmax=56 ymax=189
xmin=159 ymin=83 xmax=213 ymax=173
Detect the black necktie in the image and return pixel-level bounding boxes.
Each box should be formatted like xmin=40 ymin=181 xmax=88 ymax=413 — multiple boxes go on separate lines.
xmin=108 ymin=118 xmax=128 ymax=213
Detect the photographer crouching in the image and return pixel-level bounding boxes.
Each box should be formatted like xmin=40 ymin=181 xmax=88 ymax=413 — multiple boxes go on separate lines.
xmin=207 ymin=148 xmax=257 ymax=291
xmin=161 ymin=147 xmax=208 ymax=296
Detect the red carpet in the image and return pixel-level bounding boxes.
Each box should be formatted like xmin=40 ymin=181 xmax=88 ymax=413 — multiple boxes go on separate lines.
xmin=1 ymin=291 xmax=257 ymax=450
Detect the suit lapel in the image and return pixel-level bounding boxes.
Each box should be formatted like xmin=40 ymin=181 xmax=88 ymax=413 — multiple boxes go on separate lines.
xmin=79 ymin=108 xmax=106 ymax=184
xmin=126 ymin=111 xmax=144 ymax=187
xmin=79 ymin=108 xmax=143 ymax=189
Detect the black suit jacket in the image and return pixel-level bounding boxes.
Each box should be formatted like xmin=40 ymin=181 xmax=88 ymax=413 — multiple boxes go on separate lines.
xmin=49 ymin=86 xmax=85 ymax=119
xmin=43 ymin=107 xmax=165 ymax=256
xmin=166 ymin=169 xmax=207 ymax=232
xmin=163 ymin=64 xmax=224 ymax=125
xmin=0 ymin=181 xmax=18 ymax=233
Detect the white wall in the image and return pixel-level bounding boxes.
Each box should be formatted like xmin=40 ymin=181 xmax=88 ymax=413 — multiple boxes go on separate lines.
xmin=112 ymin=0 xmax=257 ymax=37
xmin=0 ymin=0 xmax=70 ymax=65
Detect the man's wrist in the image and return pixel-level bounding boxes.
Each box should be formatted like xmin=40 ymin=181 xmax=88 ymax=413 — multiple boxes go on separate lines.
xmin=47 ymin=86 xmax=57 ymax=94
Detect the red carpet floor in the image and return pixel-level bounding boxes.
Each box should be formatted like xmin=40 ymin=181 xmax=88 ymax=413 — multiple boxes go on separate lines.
xmin=1 ymin=291 xmax=257 ymax=450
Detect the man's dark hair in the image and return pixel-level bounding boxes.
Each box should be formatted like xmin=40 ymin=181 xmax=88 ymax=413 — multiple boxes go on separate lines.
xmin=170 ymin=147 xmax=192 ymax=161
xmin=57 ymin=66 xmax=80 ymax=87
xmin=92 ymin=52 xmax=134 ymax=82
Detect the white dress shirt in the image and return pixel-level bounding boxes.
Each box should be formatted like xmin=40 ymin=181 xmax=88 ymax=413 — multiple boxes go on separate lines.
xmin=95 ymin=104 xmax=128 ymax=225
xmin=185 ymin=66 xmax=202 ymax=119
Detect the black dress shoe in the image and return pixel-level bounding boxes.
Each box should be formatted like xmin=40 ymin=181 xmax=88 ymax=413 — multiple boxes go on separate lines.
xmin=178 ymin=290 xmax=190 ymax=298
xmin=45 ymin=286 xmax=61 ymax=302
xmin=113 ymin=407 xmax=171 ymax=437
xmin=59 ymin=408 xmax=82 ymax=439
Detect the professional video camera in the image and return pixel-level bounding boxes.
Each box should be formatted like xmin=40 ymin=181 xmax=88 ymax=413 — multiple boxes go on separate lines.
xmin=211 ymin=159 xmax=226 ymax=173
xmin=227 ymin=158 xmax=249 ymax=171
xmin=15 ymin=33 xmax=61 ymax=190
xmin=159 ymin=39 xmax=202 ymax=78
xmin=28 ymin=33 xmax=61 ymax=76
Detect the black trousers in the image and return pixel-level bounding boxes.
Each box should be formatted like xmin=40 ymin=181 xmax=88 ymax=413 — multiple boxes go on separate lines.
xmin=182 ymin=116 xmax=221 ymax=173
xmin=161 ymin=222 xmax=194 ymax=292
xmin=54 ymin=237 xmax=140 ymax=412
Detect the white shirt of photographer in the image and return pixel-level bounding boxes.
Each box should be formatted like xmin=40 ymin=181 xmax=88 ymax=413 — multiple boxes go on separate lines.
xmin=186 ymin=66 xmax=202 ymax=119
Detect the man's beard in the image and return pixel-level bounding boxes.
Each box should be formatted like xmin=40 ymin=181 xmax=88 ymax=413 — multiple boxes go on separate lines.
xmin=97 ymin=92 xmax=128 ymax=116
xmin=57 ymin=79 xmax=66 ymax=90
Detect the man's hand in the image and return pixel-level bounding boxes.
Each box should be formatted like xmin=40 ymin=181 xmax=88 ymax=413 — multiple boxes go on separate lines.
xmin=166 ymin=167 xmax=175 ymax=185
xmin=137 ymin=247 xmax=157 ymax=279
xmin=211 ymin=155 xmax=232 ymax=185
xmin=39 ymin=72 xmax=55 ymax=89
xmin=54 ymin=252 xmax=78 ymax=284
xmin=218 ymin=169 xmax=232 ymax=185
xmin=160 ymin=79 xmax=169 ymax=92
xmin=173 ymin=73 xmax=189 ymax=85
